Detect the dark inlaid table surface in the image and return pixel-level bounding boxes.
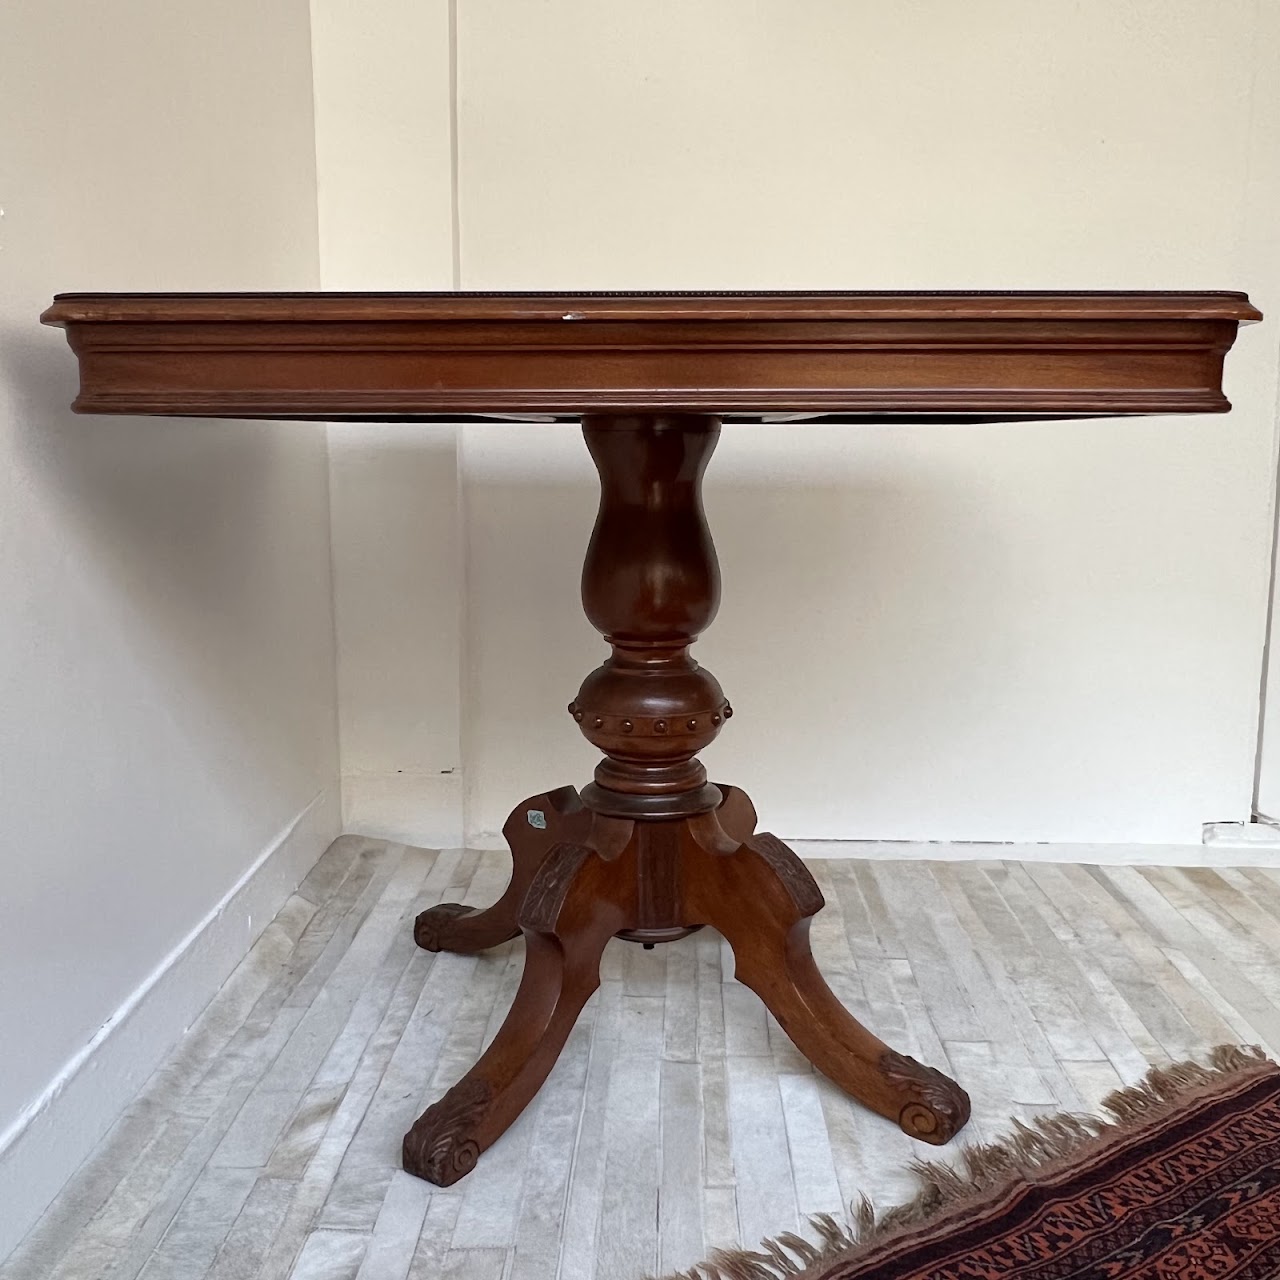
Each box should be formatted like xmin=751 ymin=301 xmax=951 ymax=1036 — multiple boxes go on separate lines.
xmin=43 ymin=290 xmax=1260 ymax=1185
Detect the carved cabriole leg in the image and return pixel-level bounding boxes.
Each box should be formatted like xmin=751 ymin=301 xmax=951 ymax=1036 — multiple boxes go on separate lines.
xmin=414 ymin=786 xmax=588 ymax=953
xmin=681 ymin=821 xmax=971 ymax=1145
xmin=402 ymin=839 xmax=630 ymax=1185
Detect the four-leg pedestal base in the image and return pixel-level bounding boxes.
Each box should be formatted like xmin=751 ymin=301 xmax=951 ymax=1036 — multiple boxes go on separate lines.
xmin=403 ymin=784 xmax=970 ymax=1186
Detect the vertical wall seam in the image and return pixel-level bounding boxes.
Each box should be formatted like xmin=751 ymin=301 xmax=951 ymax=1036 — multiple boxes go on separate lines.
xmin=448 ymin=0 xmax=462 ymax=291
xmin=1246 ymin=0 xmax=1280 ymax=819
xmin=1248 ymin=332 xmax=1280 ymax=820
xmin=305 ymin=0 xmax=348 ymax=821
xmin=450 ymin=0 xmax=471 ymax=843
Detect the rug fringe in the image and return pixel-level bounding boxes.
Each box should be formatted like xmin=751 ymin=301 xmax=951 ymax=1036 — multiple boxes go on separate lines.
xmin=654 ymin=1044 xmax=1270 ymax=1280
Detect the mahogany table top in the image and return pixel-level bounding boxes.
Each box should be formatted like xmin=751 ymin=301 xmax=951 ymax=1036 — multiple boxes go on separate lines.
xmin=42 ymin=290 xmax=1260 ymax=424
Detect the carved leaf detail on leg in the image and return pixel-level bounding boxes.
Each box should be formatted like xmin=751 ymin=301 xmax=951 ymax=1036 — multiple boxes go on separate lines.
xmin=402 ymin=1078 xmax=495 ymax=1187
xmin=413 ymin=901 xmax=478 ymax=952
xmin=746 ymin=832 xmax=824 ymax=917
xmin=519 ymin=844 xmax=593 ymax=933
xmin=881 ymin=1049 xmax=972 ymax=1143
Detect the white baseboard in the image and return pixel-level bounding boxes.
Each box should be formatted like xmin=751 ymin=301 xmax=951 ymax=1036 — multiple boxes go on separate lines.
xmin=445 ymin=830 xmax=1280 ymax=869
xmin=341 ymin=771 xmax=463 ymax=848
xmin=786 ymin=838 xmax=1280 ymax=867
xmin=1202 ymin=819 xmax=1280 ymax=848
xmin=0 ymin=786 xmax=342 ymax=1263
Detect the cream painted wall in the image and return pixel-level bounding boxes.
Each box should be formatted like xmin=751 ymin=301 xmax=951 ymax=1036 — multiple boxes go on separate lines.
xmin=310 ymin=0 xmax=466 ymax=845
xmin=0 ymin=0 xmax=337 ymax=1254
xmin=1245 ymin=10 xmax=1280 ymax=826
xmin=456 ymin=0 xmax=1280 ymax=845
xmin=317 ymin=1 xmax=1280 ymax=848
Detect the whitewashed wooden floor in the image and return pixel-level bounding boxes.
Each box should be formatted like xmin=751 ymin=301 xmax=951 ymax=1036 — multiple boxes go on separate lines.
xmin=6 ymin=836 xmax=1280 ymax=1280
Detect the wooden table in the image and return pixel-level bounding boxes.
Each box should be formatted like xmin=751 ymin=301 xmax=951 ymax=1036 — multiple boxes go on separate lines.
xmin=43 ymin=290 xmax=1259 ymax=1186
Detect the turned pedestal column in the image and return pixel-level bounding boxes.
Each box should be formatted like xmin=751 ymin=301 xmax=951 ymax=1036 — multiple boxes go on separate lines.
xmin=403 ymin=413 xmax=970 ymax=1186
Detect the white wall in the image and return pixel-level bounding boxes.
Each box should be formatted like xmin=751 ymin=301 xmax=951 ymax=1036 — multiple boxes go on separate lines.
xmin=1251 ymin=0 xmax=1280 ymax=823
xmin=0 ymin=0 xmax=338 ymax=1255
xmin=454 ymin=0 xmax=1280 ymax=846
xmin=310 ymin=0 xmax=467 ymax=845
xmin=322 ymin=1 xmax=1280 ymax=848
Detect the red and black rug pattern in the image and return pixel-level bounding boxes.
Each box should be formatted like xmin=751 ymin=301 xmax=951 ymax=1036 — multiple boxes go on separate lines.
xmin=673 ymin=1049 xmax=1280 ymax=1280
xmin=841 ymin=1063 xmax=1280 ymax=1280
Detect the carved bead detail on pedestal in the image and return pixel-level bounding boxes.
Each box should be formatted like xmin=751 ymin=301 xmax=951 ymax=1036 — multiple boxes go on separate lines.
xmin=568 ymin=703 xmax=732 ymax=745
xmin=881 ymin=1049 xmax=972 ymax=1144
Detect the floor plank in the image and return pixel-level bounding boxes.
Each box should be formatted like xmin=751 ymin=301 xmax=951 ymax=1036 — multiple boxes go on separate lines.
xmin=4 ymin=846 xmax=1274 ymax=1280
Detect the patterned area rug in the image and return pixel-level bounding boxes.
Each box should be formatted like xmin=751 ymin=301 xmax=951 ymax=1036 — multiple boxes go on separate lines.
xmin=667 ymin=1046 xmax=1280 ymax=1280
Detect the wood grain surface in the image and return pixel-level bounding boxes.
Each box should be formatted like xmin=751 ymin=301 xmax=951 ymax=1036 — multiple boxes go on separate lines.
xmin=41 ymin=290 xmax=1258 ymax=421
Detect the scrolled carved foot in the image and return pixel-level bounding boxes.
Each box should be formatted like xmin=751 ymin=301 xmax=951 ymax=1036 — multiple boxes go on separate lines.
xmin=401 ymin=1078 xmax=494 ymax=1186
xmin=414 ymin=901 xmax=484 ymax=953
xmin=881 ymin=1049 xmax=972 ymax=1145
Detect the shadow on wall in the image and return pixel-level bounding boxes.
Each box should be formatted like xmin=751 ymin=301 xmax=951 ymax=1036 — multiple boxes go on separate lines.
xmin=0 ymin=313 xmax=338 ymax=1143
xmin=0 ymin=320 xmax=336 ymax=847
